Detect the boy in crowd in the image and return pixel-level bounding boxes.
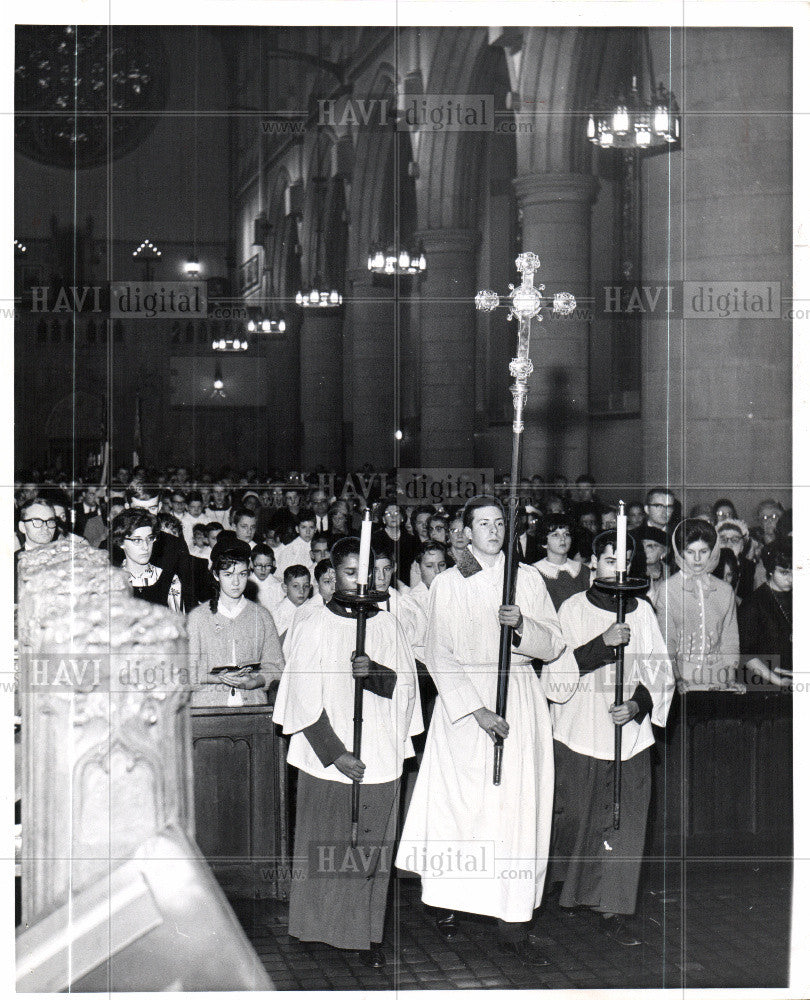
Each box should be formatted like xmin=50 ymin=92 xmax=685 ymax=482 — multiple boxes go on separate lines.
xmin=187 ymin=523 xmax=213 ymax=606
xmin=181 ymin=491 xmax=208 ymax=548
xmin=274 ymin=537 xmax=421 ymax=968
xmin=549 ymin=531 xmax=674 ymax=947
xmin=232 ymin=507 xmax=258 ymax=550
xmin=246 ymin=543 xmax=285 ymax=611
xmin=400 ymin=540 xmax=447 ymax=726
xmin=276 ymin=509 xmax=318 ymax=581
xmin=310 ymin=531 xmax=331 ymax=568
xmin=403 ymin=541 xmax=447 ymax=617
xmin=205 ymin=483 xmax=231 ymax=527
xmin=284 ymin=559 xmax=338 ymax=651
xmin=400 ymin=541 xmax=448 ymax=662
xmin=189 ymin=523 xmax=209 ymax=559
xmin=206 ymin=522 xmax=224 ymax=553
xmin=272 ymin=564 xmax=312 ymax=640
xmin=373 ymin=548 xmax=422 ymax=657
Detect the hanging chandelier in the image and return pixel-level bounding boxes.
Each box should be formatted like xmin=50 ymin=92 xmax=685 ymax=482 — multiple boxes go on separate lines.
xmin=587 ymin=30 xmax=680 ymax=151
xmin=212 ymin=337 xmax=249 ymax=351
xmin=247 ymin=316 xmax=287 ymax=334
xmin=246 ymin=306 xmax=286 ymax=334
xmin=295 ymin=280 xmax=343 ymax=308
xmin=132 ymin=238 xmax=161 ymax=259
xmin=367 ymin=244 xmax=426 ymax=276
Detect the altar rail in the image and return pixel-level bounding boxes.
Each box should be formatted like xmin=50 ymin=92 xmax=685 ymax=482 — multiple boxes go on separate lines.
xmin=648 ymin=690 xmax=792 ymax=857
xmin=191 ymin=705 xmax=290 ymax=900
xmin=189 ymin=692 xmax=792 ymax=904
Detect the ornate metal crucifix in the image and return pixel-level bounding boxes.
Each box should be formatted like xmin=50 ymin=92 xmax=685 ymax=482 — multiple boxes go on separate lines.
xmin=475 ymin=251 xmax=576 ymax=784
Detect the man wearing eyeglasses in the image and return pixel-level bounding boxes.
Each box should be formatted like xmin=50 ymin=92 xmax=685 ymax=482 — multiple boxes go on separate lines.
xmin=18 ymin=499 xmax=58 ymax=550
xmin=15 ymin=499 xmax=58 ymax=600
xmin=629 ymin=488 xmax=677 ymax=579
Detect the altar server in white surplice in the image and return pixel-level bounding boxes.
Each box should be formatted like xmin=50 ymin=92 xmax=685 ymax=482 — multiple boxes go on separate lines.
xmin=396 ymin=496 xmax=578 ymax=967
xmin=547 ymin=530 xmax=674 ymax=947
xmin=274 ymin=537 xmax=422 ymax=969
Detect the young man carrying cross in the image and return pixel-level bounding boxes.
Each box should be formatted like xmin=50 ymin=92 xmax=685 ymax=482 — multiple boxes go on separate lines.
xmin=273 ymin=537 xmax=422 ymax=968
xmin=396 ymin=495 xmax=578 ymax=966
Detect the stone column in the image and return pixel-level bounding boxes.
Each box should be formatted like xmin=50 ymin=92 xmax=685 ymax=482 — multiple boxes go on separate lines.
xmin=512 ymin=172 xmax=599 ymax=479
xmin=345 ymin=269 xmax=398 ymax=469
xmin=415 ymin=228 xmax=479 ymax=467
xmin=299 ymin=310 xmax=344 ymax=470
xmin=642 ymin=28 xmax=791 ymax=520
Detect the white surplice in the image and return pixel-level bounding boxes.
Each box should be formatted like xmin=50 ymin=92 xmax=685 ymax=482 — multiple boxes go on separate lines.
xmin=274 ymin=604 xmax=423 ymax=784
xmin=282 ymin=593 xmax=324 ymax=659
xmin=274 ymin=535 xmax=314 ymax=582
xmin=375 ymin=587 xmax=422 ymax=657
xmin=399 ymin=580 xmax=430 ymax=661
xmin=396 ymin=551 xmax=578 ymax=922
xmin=553 ymin=591 xmax=675 ymax=760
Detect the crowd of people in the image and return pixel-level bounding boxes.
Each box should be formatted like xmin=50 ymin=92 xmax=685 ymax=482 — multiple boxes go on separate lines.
xmin=14 ymin=465 xmax=793 ymax=969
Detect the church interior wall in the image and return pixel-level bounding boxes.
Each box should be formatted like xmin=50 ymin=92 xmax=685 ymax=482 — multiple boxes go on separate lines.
xmin=13 ymin=25 xmax=793 ymax=510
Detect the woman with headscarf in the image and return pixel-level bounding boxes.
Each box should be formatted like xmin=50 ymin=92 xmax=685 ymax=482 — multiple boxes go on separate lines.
xmin=652 ymin=518 xmax=743 ymax=692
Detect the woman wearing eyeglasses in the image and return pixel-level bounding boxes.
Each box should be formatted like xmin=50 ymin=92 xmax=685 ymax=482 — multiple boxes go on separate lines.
xmin=445 ymin=514 xmax=469 ymax=568
xmin=110 ymin=509 xmax=183 ymax=611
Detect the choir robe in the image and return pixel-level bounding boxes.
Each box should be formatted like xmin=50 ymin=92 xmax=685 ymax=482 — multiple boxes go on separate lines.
xmin=396 ymin=547 xmax=579 ymax=923
xmin=550 ymin=587 xmax=675 ymax=914
xmin=246 ymin=571 xmax=284 ymax=612
xmin=374 ymin=587 xmax=422 ymax=658
xmin=274 ymin=599 xmax=422 ymax=950
xmin=281 ymin=594 xmax=324 ymax=659
xmin=399 ymin=581 xmax=430 ymax=662
xmin=271 ymin=596 xmax=298 ymax=640
xmin=274 ymin=535 xmax=313 ymax=582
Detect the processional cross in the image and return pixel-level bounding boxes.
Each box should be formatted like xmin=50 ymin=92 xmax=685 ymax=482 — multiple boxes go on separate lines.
xmin=475 ymin=252 xmax=576 ymax=784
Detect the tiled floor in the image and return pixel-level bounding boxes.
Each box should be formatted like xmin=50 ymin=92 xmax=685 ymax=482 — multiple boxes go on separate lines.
xmin=232 ymin=859 xmax=791 ymax=990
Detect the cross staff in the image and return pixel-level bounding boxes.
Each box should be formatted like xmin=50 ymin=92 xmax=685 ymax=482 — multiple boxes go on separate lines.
xmin=475 ymin=252 xmax=576 ymax=784
xmin=350 ymin=510 xmax=374 ymax=847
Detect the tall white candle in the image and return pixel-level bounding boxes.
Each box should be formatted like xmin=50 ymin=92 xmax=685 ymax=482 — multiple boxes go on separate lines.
xmin=616 ymin=500 xmax=627 ymax=577
xmin=357 ymin=509 xmax=372 ymax=591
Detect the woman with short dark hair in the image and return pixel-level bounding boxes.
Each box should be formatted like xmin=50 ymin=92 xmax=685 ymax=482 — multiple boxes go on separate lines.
xmin=187 ymin=542 xmax=284 ymax=706
xmin=110 ymin=509 xmax=182 ymax=610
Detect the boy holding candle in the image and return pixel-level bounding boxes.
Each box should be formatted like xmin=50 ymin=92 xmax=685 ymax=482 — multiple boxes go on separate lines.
xmin=273 ymin=535 xmax=422 ymax=968
xmin=548 ymin=528 xmax=674 ymax=946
